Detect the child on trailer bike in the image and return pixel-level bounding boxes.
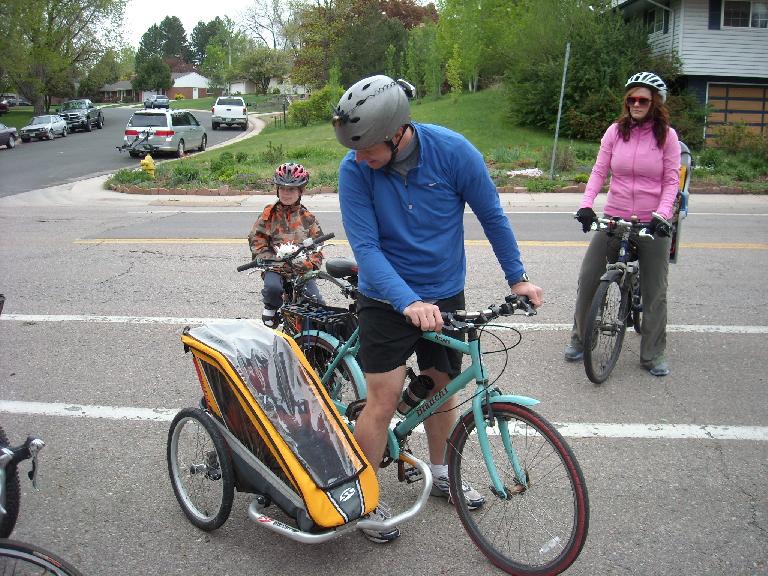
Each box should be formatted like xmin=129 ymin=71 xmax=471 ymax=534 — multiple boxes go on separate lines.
xmin=248 ymin=162 xmax=326 ymax=328
xmin=331 ymin=74 xmax=543 ymax=543
xmin=565 ymin=72 xmax=680 ymax=377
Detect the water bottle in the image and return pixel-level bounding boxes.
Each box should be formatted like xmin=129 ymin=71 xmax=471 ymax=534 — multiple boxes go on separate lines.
xmin=396 ymin=371 xmax=435 ymax=418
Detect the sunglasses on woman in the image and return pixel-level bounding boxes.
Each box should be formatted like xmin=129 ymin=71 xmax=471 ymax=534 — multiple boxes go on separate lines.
xmin=626 ymin=96 xmax=651 ymax=106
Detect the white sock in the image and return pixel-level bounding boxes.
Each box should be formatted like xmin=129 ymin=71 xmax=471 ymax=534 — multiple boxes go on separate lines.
xmin=430 ymin=464 xmax=448 ymax=480
xmin=262 ymin=309 xmax=276 ymax=318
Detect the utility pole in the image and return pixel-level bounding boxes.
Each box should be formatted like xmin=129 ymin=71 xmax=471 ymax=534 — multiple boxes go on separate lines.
xmin=550 ymin=42 xmax=571 ymax=180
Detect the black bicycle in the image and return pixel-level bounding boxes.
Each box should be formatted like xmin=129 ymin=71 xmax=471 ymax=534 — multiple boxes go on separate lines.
xmin=581 ymin=217 xmax=659 ymax=384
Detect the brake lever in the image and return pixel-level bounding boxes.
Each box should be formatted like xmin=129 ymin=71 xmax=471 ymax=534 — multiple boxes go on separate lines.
xmin=28 ymin=438 xmax=45 ymax=489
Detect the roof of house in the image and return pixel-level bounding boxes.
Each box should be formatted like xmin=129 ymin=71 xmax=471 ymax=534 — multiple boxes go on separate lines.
xmin=101 ymin=80 xmax=134 ymax=91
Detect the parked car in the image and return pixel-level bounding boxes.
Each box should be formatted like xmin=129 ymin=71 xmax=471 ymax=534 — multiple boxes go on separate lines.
xmin=57 ymin=99 xmax=103 ymax=132
xmin=0 ymin=122 xmax=18 ymax=149
xmin=121 ymin=109 xmax=206 ymax=158
xmin=143 ymin=94 xmax=170 ymax=109
xmin=211 ymin=96 xmax=247 ymax=130
xmin=19 ymin=115 xmax=68 ymax=142
xmin=0 ymin=100 xmax=8 ymax=115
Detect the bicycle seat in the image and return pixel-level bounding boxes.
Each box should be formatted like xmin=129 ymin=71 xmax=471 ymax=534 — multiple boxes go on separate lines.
xmin=325 ymin=257 xmax=358 ymax=279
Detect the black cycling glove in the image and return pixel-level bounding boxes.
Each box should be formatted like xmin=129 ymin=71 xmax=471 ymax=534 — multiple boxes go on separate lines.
xmin=647 ymin=215 xmax=673 ymax=238
xmin=575 ymin=208 xmax=597 ymax=233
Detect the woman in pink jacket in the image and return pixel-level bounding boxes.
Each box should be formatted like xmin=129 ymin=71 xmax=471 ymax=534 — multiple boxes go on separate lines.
xmin=564 ymin=72 xmax=680 ymax=377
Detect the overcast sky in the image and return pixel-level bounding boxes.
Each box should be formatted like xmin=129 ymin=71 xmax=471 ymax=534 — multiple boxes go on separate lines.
xmin=122 ymin=0 xmax=240 ymax=49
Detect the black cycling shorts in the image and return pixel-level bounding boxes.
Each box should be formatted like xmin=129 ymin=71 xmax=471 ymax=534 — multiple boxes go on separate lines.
xmin=356 ymin=292 xmax=465 ymax=377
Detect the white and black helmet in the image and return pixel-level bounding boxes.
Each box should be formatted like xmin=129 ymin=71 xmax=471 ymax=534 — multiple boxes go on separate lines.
xmin=625 ymin=72 xmax=667 ymax=103
xmin=332 ymin=75 xmax=416 ymax=150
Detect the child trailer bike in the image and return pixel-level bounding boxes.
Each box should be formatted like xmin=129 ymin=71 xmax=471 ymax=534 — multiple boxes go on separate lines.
xmin=168 ymin=285 xmax=590 ymax=575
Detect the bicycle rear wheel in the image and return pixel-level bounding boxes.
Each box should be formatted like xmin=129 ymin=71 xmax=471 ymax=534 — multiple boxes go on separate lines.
xmin=295 ymin=333 xmax=365 ymax=405
xmin=583 ymin=279 xmax=629 ymax=384
xmin=446 ymin=403 xmax=589 ymax=576
xmin=167 ymin=408 xmax=234 ymax=531
xmin=0 ymin=425 xmax=20 ymax=539
xmin=0 ymin=539 xmax=83 ymax=575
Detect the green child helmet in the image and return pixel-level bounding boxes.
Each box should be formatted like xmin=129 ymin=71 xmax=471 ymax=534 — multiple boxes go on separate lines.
xmin=332 ymin=75 xmax=416 ymax=150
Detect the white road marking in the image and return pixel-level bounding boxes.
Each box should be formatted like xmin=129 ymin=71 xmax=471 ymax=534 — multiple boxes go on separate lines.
xmin=1 ymin=400 xmax=765 ymax=441
xmin=2 ymin=314 xmax=767 ymax=334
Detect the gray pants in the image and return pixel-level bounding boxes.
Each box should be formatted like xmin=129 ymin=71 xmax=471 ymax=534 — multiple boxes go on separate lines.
xmin=570 ymin=229 xmax=672 ymax=366
xmin=261 ymin=270 xmax=323 ymax=310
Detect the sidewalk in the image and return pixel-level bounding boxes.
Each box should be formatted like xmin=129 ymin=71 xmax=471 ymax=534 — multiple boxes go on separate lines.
xmin=2 ymin=172 xmax=767 ymax=213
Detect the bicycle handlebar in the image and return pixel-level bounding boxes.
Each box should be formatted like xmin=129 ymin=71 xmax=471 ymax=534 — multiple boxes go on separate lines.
xmin=587 ymin=215 xmax=671 ymax=239
xmin=0 ymin=436 xmax=45 ymax=489
xmin=408 ymin=295 xmax=536 ymax=332
xmin=237 ymin=232 xmax=336 ymax=272
xmin=445 ymin=294 xmax=536 ymax=325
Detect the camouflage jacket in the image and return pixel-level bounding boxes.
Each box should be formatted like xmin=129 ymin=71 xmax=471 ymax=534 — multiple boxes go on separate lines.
xmin=248 ymin=201 xmax=324 ymax=271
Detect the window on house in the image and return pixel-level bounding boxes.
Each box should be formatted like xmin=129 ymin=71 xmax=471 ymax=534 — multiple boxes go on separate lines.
xmin=645 ymin=7 xmax=665 ymax=33
xmin=724 ymin=1 xmax=768 ymax=27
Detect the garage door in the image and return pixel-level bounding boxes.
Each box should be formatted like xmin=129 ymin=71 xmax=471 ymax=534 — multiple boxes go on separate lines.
xmin=705 ymin=83 xmax=768 ymax=144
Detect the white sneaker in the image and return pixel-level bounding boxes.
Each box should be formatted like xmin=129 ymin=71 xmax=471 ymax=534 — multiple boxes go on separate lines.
xmin=359 ymin=503 xmax=400 ymax=543
xmin=430 ymin=475 xmax=486 ymax=509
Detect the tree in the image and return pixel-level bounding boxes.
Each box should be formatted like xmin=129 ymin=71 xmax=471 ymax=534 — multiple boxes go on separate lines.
xmin=0 ymin=0 xmax=127 ymax=113
xmin=159 ymin=16 xmax=192 ymax=63
xmin=504 ymin=0 xmax=681 ymax=139
xmin=190 ymin=18 xmax=227 ymax=66
xmin=239 ymin=47 xmax=291 ymax=94
xmin=201 ymin=44 xmax=231 ymax=93
xmin=133 ymin=55 xmax=172 ymax=93
xmin=334 ymin=1 xmax=408 ymax=86
xmin=438 ymin=0 xmax=513 ymax=92
xmin=79 ymin=49 xmax=122 ymax=99
xmin=135 ymin=24 xmax=165 ymax=69
xmin=405 ymin=21 xmax=441 ymax=98
xmin=242 ymin=0 xmax=291 ymax=49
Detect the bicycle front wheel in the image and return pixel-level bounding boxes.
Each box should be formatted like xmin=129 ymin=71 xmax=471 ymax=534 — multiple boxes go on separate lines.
xmin=167 ymin=408 xmax=234 ymax=531
xmin=295 ymin=333 xmax=365 ymax=405
xmin=0 ymin=539 xmax=83 ymax=575
xmin=0 ymin=425 xmax=20 ymax=539
xmin=446 ymin=403 xmax=589 ymax=576
xmin=583 ymin=279 xmax=629 ymax=384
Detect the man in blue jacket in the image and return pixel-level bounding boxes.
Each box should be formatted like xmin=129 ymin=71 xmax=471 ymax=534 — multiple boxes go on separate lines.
xmin=332 ymin=75 xmax=543 ymax=543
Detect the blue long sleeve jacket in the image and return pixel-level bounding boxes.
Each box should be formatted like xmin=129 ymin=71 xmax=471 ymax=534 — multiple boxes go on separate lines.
xmin=338 ymin=122 xmax=525 ymax=313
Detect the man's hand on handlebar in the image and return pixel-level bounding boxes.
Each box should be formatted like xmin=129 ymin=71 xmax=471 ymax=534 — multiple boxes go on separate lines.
xmin=510 ymin=281 xmax=544 ymax=309
xmin=404 ymin=301 xmax=444 ymax=333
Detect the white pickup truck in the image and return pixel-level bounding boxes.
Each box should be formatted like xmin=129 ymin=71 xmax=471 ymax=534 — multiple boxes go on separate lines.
xmin=211 ymin=96 xmax=248 ymax=130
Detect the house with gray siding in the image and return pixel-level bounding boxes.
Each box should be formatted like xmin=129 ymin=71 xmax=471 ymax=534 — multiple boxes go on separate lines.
xmin=617 ymin=0 xmax=768 ymax=142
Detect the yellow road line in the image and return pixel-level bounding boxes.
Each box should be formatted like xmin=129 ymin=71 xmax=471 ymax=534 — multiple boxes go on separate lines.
xmin=75 ymin=238 xmax=768 ymax=250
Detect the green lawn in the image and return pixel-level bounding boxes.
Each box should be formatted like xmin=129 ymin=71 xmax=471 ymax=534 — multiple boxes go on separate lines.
xmin=0 ymin=107 xmax=35 ymax=130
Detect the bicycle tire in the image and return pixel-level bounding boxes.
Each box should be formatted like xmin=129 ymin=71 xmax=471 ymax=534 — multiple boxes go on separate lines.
xmin=294 ymin=333 xmax=365 ymax=405
xmin=0 ymin=425 xmax=20 ymax=539
xmin=167 ymin=408 xmax=234 ymax=531
xmin=446 ymin=403 xmax=589 ymax=576
xmin=583 ymin=279 xmax=628 ymax=384
xmin=0 ymin=538 xmax=83 ymax=575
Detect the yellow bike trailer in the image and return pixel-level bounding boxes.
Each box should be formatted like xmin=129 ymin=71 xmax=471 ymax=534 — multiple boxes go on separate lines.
xmin=172 ymin=320 xmax=380 ymax=536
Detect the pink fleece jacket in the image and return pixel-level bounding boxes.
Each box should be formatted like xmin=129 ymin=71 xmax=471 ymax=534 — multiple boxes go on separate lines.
xmin=580 ymin=122 xmax=681 ymax=222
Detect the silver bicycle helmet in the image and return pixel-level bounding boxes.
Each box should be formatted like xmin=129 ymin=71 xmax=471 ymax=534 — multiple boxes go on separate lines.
xmin=332 ymin=75 xmax=415 ymax=150
xmin=625 ymin=72 xmax=667 ymax=103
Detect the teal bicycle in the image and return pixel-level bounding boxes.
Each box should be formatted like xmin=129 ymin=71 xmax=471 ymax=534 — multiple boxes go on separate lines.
xmin=291 ymin=272 xmax=590 ymax=576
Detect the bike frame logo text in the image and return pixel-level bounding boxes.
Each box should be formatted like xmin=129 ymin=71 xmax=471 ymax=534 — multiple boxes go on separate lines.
xmin=416 ymin=387 xmax=448 ymax=417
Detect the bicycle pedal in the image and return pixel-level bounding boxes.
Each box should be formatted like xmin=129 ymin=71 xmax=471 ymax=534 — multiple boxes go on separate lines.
xmin=397 ymin=460 xmax=423 ymax=483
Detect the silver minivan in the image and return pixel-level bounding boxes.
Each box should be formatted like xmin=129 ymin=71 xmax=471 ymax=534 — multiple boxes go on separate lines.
xmin=122 ymin=109 xmax=207 ymax=158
